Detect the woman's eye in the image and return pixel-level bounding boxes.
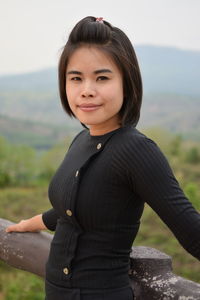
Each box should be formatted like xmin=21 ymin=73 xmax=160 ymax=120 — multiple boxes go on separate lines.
xmin=97 ymin=76 xmax=109 ymax=81
xmin=71 ymin=77 xmax=81 ymax=81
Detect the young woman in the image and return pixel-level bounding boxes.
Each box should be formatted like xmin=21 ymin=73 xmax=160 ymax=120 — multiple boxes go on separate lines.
xmin=6 ymin=16 xmax=200 ymax=300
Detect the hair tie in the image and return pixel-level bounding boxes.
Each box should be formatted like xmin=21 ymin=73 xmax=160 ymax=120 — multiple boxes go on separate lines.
xmin=96 ymin=17 xmax=104 ymax=24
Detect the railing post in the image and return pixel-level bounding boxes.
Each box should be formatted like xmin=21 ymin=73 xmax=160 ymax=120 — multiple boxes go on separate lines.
xmin=129 ymin=246 xmax=200 ymax=299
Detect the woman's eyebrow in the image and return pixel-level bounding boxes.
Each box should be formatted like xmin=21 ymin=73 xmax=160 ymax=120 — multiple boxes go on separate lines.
xmin=67 ymin=70 xmax=82 ymax=75
xmin=94 ymin=69 xmax=112 ymax=74
xmin=66 ymin=69 xmax=112 ymax=75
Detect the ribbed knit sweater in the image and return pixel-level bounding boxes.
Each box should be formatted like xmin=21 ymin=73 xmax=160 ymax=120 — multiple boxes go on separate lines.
xmin=42 ymin=125 xmax=200 ymax=289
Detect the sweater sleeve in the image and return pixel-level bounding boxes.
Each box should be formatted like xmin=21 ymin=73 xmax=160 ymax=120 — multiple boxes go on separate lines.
xmin=125 ymin=134 xmax=200 ymax=260
xmin=42 ymin=208 xmax=59 ymax=231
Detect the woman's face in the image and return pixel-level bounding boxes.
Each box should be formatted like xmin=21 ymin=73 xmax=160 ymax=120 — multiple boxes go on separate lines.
xmin=65 ymin=46 xmax=124 ymax=135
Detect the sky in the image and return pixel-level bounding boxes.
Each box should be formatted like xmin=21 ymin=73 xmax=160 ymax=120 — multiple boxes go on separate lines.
xmin=0 ymin=0 xmax=200 ymax=75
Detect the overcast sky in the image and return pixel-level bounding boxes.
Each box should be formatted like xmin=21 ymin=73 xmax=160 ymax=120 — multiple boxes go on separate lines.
xmin=0 ymin=0 xmax=200 ymax=75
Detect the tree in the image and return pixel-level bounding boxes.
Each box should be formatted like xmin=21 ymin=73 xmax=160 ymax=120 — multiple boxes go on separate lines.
xmin=169 ymin=135 xmax=182 ymax=156
xmin=185 ymin=147 xmax=200 ymax=164
xmin=184 ymin=182 xmax=200 ymax=210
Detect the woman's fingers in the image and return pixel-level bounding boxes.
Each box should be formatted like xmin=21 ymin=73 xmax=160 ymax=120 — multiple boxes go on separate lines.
xmin=5 ymin=225 xmax=17 ymax=232
xmin=5 ymin=216 xmax=43 ymax=233
xmin=5 ymin=220 xmax=26 ymax=233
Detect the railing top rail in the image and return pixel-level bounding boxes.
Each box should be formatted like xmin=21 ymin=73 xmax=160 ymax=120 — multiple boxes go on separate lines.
xmin=0 ymin=218 xmax=200 ymax=299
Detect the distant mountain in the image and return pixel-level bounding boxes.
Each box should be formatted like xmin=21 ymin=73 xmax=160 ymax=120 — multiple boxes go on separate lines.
xmin=0 ymin=68 xmax=57 ymax=91
xmin=1 ymin=45 xmax=200 ymax=96
xmin=136 ymin=45 xmax=200 ymax=96
xmin=0 ymin=45 xmax=199 ymax=146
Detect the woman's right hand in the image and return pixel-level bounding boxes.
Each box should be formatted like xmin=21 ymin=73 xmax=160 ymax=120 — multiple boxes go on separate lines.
xmin=5 ymin=219 xmax=37 ymax=233
xmin=5 ymin=214 xmax=47 ymax=233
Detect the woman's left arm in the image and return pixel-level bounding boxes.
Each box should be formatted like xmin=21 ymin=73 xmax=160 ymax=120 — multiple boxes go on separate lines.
xmin=127 ymin=135 xmax=200 ymax=260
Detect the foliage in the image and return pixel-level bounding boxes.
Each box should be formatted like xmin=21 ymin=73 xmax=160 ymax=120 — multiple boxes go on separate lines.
xmin=184 ymin=182 xmax=200 ymax=210
xmin=0 ymin=137 xmax=36 ymax=187
xmin=0 ymin=136 xmax=70 ymax=187
xmin=37 ymin=140 xmax=70 ymax=182
xmin=185 ymin=147 xmax=200 ymax=164
xmin=169 ymin=135 xmax=182 ymax=156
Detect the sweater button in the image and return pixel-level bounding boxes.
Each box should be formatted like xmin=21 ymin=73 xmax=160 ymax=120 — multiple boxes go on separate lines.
xmin=75 ymin=170 xmax=79 ymax=177
xmin=97 ymin=143 xmax=102 ymax=150
xmin=66 ymin=209 xmax=72 ymax=217
xmin=63 ymin=267 xmax=69 ymax=275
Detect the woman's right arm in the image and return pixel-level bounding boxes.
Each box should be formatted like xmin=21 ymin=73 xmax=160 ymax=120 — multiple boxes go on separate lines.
xmin=5 ymin=208 xmax=59 ymax=233
xmin=5 ymin=214 xmax=47 ymax=233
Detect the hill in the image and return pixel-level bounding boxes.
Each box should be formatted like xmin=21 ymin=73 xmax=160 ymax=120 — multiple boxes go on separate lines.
xmin=137 ymin=45 xmax=200 ymax=96
xmin=139 ymin=93 xmax=200 ymax=140
xmin=0 ymin=115 xmax=81 ymax=149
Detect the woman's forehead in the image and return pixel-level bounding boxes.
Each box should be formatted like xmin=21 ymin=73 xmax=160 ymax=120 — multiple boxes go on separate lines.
xmin=66 ymin=46 xmax=121 ymax=73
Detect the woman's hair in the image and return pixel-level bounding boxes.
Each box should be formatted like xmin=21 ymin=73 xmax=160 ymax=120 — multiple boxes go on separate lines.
xmin=58 ymin=16 xmax=143 ymax=127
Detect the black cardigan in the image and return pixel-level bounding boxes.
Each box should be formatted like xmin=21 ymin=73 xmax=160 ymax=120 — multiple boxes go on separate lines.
xmin=42 ymin=125 xmax=200 ymax=289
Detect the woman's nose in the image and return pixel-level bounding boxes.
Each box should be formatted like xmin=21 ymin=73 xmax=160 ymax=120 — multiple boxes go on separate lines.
xmin=81 ymin=82 xmax=96 ymax=97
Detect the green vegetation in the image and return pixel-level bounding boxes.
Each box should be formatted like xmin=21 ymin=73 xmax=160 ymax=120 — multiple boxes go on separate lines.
xmin=0 ymin=136 xmax=71 ymax=187
xmin=0 ymin=127 xmax=200 ymax=298
xmin=0 ymin=115 xmax=79 ymax=150
xmin=0 ymin=187 xmax=50 ymax=300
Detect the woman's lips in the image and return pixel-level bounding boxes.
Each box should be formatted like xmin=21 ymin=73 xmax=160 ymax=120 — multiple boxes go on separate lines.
xmin=78 ymin=104 xmax=102 ymax=112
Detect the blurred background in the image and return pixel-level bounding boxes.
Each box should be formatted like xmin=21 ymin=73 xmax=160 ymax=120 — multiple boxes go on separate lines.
xmin=0 ymin=0 xmax=200 ymax=299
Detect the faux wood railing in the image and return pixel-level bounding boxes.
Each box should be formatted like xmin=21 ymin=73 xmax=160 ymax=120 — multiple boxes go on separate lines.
xmin=0 ymin=218 xmax=200 ymax=299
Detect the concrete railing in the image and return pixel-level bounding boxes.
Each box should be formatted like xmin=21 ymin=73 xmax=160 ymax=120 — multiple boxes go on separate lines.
xmin=0 ymin=218 xmax=200 ymax=299
xmin=129 ymin=247 xmax=200 ymax=299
